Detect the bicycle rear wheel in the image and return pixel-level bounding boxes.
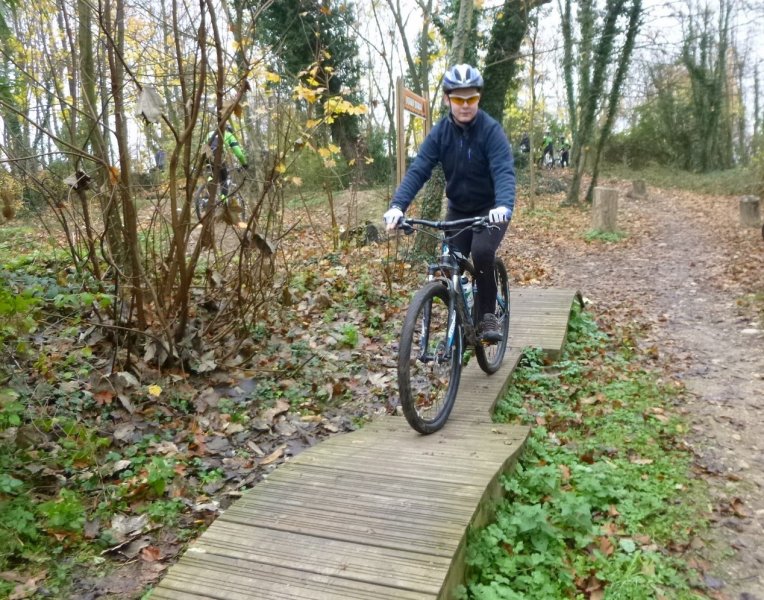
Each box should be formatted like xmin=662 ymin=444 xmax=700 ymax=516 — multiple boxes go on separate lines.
xmin=475 ymin=258 xmax=510 ymax=374
xmin=398 ymin=281 xmax=463 ymax=434
xmin=227 ymin=193 xmax=248 ymax=223
xmin=194 ymin=184 xmax=211 ymax=221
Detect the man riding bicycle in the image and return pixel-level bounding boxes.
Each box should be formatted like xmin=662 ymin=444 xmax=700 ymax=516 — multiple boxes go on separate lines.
xmin=383 ymin=63 xmax=516 ymax=343
xmin=205 ymin=123 xmax=248 ymax=202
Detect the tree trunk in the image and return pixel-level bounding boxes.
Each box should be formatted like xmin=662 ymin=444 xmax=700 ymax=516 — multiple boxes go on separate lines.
xmin=79 ymin=0 xmax=128 ymax=277
xmin=481 ymin=0 xmax=550 ymax=123
xmin=559 ymin=0 xmax=576 ymax=135
xmin=681 ymin=0 xmax=733 ymax=172
xmin=414 ymin=0 xmax=474 ymax=254
xmin=584 ymin=0 xmax=642 ymax=203
xmin=527 ymin=15 xmax=539 ymax=210
xmin=734 ymin=49 xmax=747 ymax=165
xmin=451 ymin=0 xmax=474 ymax=65
xmin=754 ymin=66 xmax=761 ymax=145
xmin=565 ymin=0 xmax=628 ymax=205
xmin=104 ymin=0 xmax=147 ymax=328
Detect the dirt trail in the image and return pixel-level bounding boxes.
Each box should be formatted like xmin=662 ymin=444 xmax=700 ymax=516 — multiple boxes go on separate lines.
xmin=518 ymin=186 xmax=764 ymax=599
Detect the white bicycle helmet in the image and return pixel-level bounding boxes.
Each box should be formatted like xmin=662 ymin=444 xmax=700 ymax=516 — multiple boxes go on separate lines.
xmin=443 ymin=64 xmax=484 ymax=92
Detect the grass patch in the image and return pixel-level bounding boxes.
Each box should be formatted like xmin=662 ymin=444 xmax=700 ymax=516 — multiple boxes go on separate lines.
xmin=601 ymin=163 xmax=758 ymax=196
xmin=584 ymin=229 xmax=628 ymax=243
xmin=737 ymin=292 xmax=764 ymax=327
xmin=460 ymin=307 xmax=710 ymax=599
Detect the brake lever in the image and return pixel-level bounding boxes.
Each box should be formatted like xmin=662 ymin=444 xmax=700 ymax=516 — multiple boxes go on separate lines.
xmin=471 ymin=218 xmax=491 ymax=232
xmin=399 ymin=222 xmax=415 ymax=235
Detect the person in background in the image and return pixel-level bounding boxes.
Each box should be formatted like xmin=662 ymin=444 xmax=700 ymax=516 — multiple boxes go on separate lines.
xmin=541 ymin=131 xmax=554 ymax=165
xmin=383 ymin=63 xmax=515 ymax=343
xmin=154 ymin=149 xmax=166 ymax=171
xmin=519 ymin=132 xmax=531 ymax=154
xmin=206 ymin=124 xmax=248 ymax=201
xmin=559 ymin=137 xmax=571 ymax=168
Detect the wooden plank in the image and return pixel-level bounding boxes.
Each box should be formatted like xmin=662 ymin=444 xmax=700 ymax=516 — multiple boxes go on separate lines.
xmin=155 ymin=553 xmax=433 ymax=600
xmin=228 ymin=488 xmax=476 ymax=534
xmin=198 ymin=525 xmax=450 ymax=593
xmin=221 ymin=499 xmax=466 ymax=556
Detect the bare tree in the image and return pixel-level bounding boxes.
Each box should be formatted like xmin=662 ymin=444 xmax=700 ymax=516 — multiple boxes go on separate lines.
xmin=562 ymin=0 xmax=643 ymax=205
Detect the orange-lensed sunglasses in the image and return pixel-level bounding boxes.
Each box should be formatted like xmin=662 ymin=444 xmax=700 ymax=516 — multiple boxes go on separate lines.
xmin=448 ymin=94 xmax=480 ymax=106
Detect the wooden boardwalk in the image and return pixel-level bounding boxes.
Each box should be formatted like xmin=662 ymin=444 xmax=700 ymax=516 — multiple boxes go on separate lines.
xmin=151 ymin=287 xmax=579 ymax=600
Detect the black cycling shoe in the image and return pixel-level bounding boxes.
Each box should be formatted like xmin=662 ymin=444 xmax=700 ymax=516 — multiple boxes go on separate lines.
xmin=479 ymin=313 xmax=502 ymax=344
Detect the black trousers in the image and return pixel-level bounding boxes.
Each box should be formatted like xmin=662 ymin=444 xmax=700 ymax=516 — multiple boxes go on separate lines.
xmin=206 ymin=161 xmax=230 ymax=198
xmin=445 ymin=206 xmax=509 ymax=319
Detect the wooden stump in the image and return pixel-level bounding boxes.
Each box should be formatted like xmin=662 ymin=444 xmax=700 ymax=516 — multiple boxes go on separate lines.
xmin=592 ymin=187 xmax=619 ymax=232
xmin=740 ymin=196 xmax=761 ymax=227
xmin=627 ymin=179 xmax=647 ymax=199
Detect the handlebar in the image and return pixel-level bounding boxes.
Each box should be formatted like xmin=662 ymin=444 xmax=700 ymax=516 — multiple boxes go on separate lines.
xmin=399 ymin=216 xmax=490 ymax=234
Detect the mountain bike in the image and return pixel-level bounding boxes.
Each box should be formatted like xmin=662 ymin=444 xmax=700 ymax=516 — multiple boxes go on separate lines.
xmin=194 ymin=165 xmax=248 ymax=223
xmin=396 ymin=216 xmax=510 ymax=434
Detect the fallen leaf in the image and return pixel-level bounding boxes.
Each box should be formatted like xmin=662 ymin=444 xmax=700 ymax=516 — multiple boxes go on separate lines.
xmin=153 ymin=441 xmax=179 ymax=455
xmin=262 ymin=399 xmax=290 ymax=423
xmin=112 ymin=423 xmax=135 ymax=442
xmin=259 ymin=445 xmax=285 ymax=466
xmin=117 ymin=537 xmax=151 ymax=560
xmin=109 ymin=459 xmax=132 ymax=475
xmin=619 ymin=538 xmax=637 ymax=554
xmin=94 ymin=390 xmax=114 ymax=405
xmin=598 ymin=536 xmax=614 ymax=556
xmin=107 ymin=514 xmax=149 ymax=543
xmin=140 ymin=546 xmax=163 ymax=562
xmin=194 ymin=387 xmax=220 ymax=413
xmin=115 ymin=371 xmax=140 ymax=389
xmin=730 ymin=497 xmax=750 ymax=518
xmin=7 ymin=571 xmax=47 ymax=600
xmin=118 ymin=394 xmax=136 ymax=414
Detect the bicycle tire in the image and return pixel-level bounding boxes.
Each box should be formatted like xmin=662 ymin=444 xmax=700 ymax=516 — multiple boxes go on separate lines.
xmin=475 ymin=258 xmax=510 ymax=374
xmin=398 ymin=281 xmax=463 ymax=434
xmin=194 ymin=184 xmax=211 ymax=221
xmin=227 ymin=193 xmax=248 ymax=223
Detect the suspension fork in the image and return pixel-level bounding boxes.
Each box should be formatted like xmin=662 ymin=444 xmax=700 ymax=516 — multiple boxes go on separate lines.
xmin=416 ymin=264 xmax=439 ymax=361
xmin=444 ymin=275 xmax=461 ymax=361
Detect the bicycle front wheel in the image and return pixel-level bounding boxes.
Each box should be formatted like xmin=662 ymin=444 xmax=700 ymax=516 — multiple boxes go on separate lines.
xmin=398 ymin=282 xmax=463 ymax=434
xmin=475 ymin=258 xmax=510 ymax=374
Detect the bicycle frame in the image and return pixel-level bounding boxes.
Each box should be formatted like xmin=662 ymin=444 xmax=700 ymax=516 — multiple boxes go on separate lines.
xmin=404 ymin=218 xmax=487 ymax=353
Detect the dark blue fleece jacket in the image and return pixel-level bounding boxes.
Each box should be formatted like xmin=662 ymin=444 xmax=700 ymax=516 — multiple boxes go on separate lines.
xmin=391 ymin=110 xmax=516 ymax=216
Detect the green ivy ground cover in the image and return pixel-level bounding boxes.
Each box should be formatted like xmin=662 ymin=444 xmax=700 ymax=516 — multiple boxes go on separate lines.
xmin=461 ymin=308 xmax=711 ymax=600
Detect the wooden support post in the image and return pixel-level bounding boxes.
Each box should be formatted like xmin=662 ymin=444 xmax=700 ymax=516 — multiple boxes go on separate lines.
xmin=395 ymin=78 xmax=405 ymax=188
xmin=592 ymin=187 xmax=619 ymax=232
xmin=739 ymin=196 xmax=761 ymax=227
xmin=627 ymin=179 xmax=647 ymax=199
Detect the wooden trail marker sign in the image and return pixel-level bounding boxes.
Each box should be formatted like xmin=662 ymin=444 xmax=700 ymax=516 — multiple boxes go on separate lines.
xmin=396 ymin=78 xmax=430 ymax=186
